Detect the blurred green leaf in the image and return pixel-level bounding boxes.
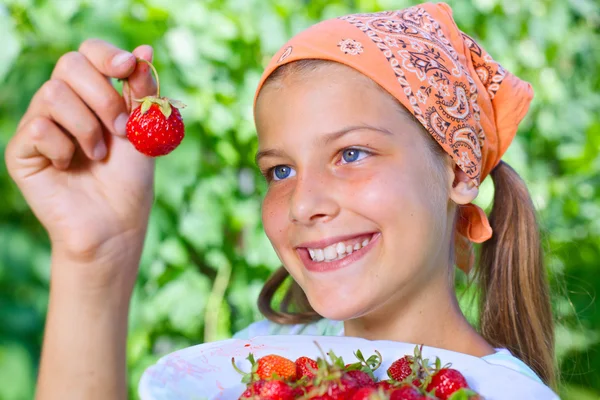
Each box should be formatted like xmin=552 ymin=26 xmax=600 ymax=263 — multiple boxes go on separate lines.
xmin=0 ymin=343 xmax=34 ymax=400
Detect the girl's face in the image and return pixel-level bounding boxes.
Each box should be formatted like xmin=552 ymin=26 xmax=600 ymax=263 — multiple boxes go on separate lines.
xmin=255 ymin=63 xmax=454 ymax=321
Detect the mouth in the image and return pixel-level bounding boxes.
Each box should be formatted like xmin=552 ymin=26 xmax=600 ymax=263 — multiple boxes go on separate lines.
xmin=296 ymin=232 xmax=380 ymax=273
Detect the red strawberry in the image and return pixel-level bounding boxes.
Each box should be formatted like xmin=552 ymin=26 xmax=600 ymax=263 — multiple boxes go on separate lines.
xmin=292 ymin=384 xmax=308 ymax=398
xmin=296 ymin=356 xmax=319 ymax=379
xmin=303 ymin=347 xmax=366 ymax=399
xmin=389 ymin=384 xmax=426 ymax=400
xmin=425 ymin=368 xmax=469 ymax=400
xmin=346 ymin=370 xmax=375 ymax=388
xmin=254 ymin=354 xmax=297 ymax=381
xmin=125 ymin=59 xmax=186 ymax=157
xmin=238 ymin=379 xmax=297 ymax=400
xmin=387 ymin=356 xmax=413 ymax=382
xmin=257 ymin=380 xmax=295 ymax=399
xmin=352 ymin=387 xmax=389 ymax=400
xmin=126 ymin=103 xmax=184 ymax=156
xmin=302 ymin=374 xmax=358 ymax=399
xmin=232 ymin=353 xmax=297 ymax=383
xmin=238 ymin=380 xmax=265 ymax=398
xmin=388 ymin=346 xmax=427 ymax=387
xmin=376 ymin=380 xmax=395 ymax=391
xmin=303 ymin=370 xmax=374 ymax=399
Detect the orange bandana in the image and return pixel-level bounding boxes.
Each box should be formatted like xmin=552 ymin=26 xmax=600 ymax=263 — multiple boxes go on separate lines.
xmin=254 ymin=2 xmax=533 ymax=273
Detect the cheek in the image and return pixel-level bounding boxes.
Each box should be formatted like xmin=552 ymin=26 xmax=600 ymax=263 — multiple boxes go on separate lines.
xmin=343 ymin=165 xmax=441 ymax=254
xmin=342 ymin=165 xmax=428 ymax=218
xmin=261 ymin=186 xmax=290 ymax=245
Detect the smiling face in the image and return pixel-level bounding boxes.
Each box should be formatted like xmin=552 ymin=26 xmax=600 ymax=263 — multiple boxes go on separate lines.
xmin=255 ymin=61 xmax=457 ymax=321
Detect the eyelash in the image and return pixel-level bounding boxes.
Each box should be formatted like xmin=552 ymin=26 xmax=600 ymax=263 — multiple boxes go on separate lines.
xmin=263 ymin=147 xmax=373 ymax=183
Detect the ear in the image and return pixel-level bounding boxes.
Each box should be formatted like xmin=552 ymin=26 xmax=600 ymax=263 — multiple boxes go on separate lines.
xmin=449 ymin=164 xmax=479 ymax=205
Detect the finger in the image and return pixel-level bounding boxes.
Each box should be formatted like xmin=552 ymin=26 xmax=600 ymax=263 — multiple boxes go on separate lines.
xmin=31 ymin=79 xmax=106 ymax=160
xmin=127 ymin=45 xmax=158 ymax=110
xmin=78 ymin=38 xmax=137 ymax=79
xmin=6 ymin=117 xmax=76 ymax=179
xmin=51 ymin=51 xmax=128 ymax=138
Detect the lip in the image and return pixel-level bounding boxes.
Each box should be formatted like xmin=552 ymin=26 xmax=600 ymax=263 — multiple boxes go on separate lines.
xmin=295 ymin=231 xmax=377 ymax=250
xmin=297 ymin=232 xmax=381 ymax=273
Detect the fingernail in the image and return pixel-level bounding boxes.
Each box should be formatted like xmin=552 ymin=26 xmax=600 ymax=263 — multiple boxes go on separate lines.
xmin=114 ymin=112 xmax=129 ymax=136
xmin=112 ymin=52 xmax=134 ymax=68
xmin=93 ymin=141 xmax=107 ymax=160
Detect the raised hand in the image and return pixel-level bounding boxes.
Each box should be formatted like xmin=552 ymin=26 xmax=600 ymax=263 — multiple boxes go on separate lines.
xmin=5 ymin=39 xmax=158 ymax=272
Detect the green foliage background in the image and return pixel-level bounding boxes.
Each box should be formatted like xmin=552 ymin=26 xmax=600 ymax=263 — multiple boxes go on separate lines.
xmin=0 ymin=0 xmax=598 ymax=398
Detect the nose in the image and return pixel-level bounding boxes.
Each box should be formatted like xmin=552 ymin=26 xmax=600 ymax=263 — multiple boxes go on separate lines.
xmin=289 ymin=172 xmax=340 ymax=225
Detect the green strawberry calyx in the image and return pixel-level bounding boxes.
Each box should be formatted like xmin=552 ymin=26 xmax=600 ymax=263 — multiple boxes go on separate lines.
xmin=134 ymin=96 xmax=186 ymax=119
xmin=133 ymin=58 xmax=186 ymax=119
xmin=231 ymin=353 xmax=259 ymax=384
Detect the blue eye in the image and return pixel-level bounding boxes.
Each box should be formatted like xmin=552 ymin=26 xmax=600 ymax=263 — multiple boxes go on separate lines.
xmin=341 ymin=148 xmax=368 ymax=163
xmin=272 ymin=165 xmax=296 ymax=181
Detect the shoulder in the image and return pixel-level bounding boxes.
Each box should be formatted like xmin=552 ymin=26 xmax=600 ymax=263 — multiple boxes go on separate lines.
xmin=232 ymin=318 xmax=344 ymax=339
xmin=482 ymin=348 xmax=544 ymax=384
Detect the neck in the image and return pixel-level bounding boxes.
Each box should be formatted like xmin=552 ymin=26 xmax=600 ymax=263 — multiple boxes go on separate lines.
xmin=343 ymin=267 xmax=494 ymax=358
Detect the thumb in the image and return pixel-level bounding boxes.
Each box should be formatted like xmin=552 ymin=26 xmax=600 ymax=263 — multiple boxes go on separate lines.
xmin=124 ymin=45 xmax=158 ymax=112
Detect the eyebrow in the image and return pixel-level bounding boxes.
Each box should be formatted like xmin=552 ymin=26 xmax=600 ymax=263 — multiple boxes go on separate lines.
xmin=254 ymin=124 xmax=393 ymax=165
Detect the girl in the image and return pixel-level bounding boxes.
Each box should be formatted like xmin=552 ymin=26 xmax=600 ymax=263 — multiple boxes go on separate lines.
xmin=5 ymin=2 xmax=555 ymax=398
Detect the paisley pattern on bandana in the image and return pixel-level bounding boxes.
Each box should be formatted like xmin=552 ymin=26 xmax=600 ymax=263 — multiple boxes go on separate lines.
xmin=338 ymin=39 xmax=364 ymax=55
xmin=461 ymin=32 xmax=507 ymax=99
xmin=339 ymin=6 xmax=505 ymax=182
xmin=277 ymin=46 xmax=293 ymax=63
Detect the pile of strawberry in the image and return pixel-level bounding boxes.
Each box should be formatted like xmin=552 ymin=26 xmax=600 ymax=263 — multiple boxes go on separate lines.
xmin=232 ymin=344 xmax=481 ymax=400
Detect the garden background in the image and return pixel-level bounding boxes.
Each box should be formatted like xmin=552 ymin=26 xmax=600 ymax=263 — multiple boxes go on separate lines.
xmin=0 ymin=0 xmax=599 ymax=398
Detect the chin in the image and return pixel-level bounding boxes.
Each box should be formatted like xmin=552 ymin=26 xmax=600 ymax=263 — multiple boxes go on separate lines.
xmin=304 ymin=286 xmax=373 ymax=322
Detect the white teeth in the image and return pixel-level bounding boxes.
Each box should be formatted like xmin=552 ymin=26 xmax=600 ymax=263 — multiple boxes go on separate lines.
xmin=307 ymin=236 xmax=373 ymax=263
xmin=315 ymin=249 xmax=324 ymax=261
xmin=324 ymin=246 xmax=337 ymax=261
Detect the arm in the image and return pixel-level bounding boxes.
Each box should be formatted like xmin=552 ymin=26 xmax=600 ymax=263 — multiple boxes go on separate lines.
xmin=4 ymin=38 xmax=157 ymax=399
xmin=36 ymin=254 xmax=139 ymax=400
xmin=5 ymin=39 xmax=156 ymax=400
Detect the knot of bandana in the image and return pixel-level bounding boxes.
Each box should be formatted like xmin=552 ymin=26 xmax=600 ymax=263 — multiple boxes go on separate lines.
xmin=254 ymin=2 xmax=533 ymax=273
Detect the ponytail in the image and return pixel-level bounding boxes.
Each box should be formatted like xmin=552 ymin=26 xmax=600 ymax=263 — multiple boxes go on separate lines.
xmin=477 ymin=161 xmax=555 ymax=387
xmin=257 ymin=267 xmax=320 ymax=325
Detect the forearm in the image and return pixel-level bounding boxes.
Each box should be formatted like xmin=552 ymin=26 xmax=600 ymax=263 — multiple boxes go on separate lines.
xmin=36 ymin=255 xmax=137 ymax=400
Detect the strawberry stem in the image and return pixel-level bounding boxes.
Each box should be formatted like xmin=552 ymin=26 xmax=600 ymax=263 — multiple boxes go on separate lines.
xmin=137 ymin=58 xmax=161 ymax=98
xmin=231 ymin=357 xmax=247 ymax=376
